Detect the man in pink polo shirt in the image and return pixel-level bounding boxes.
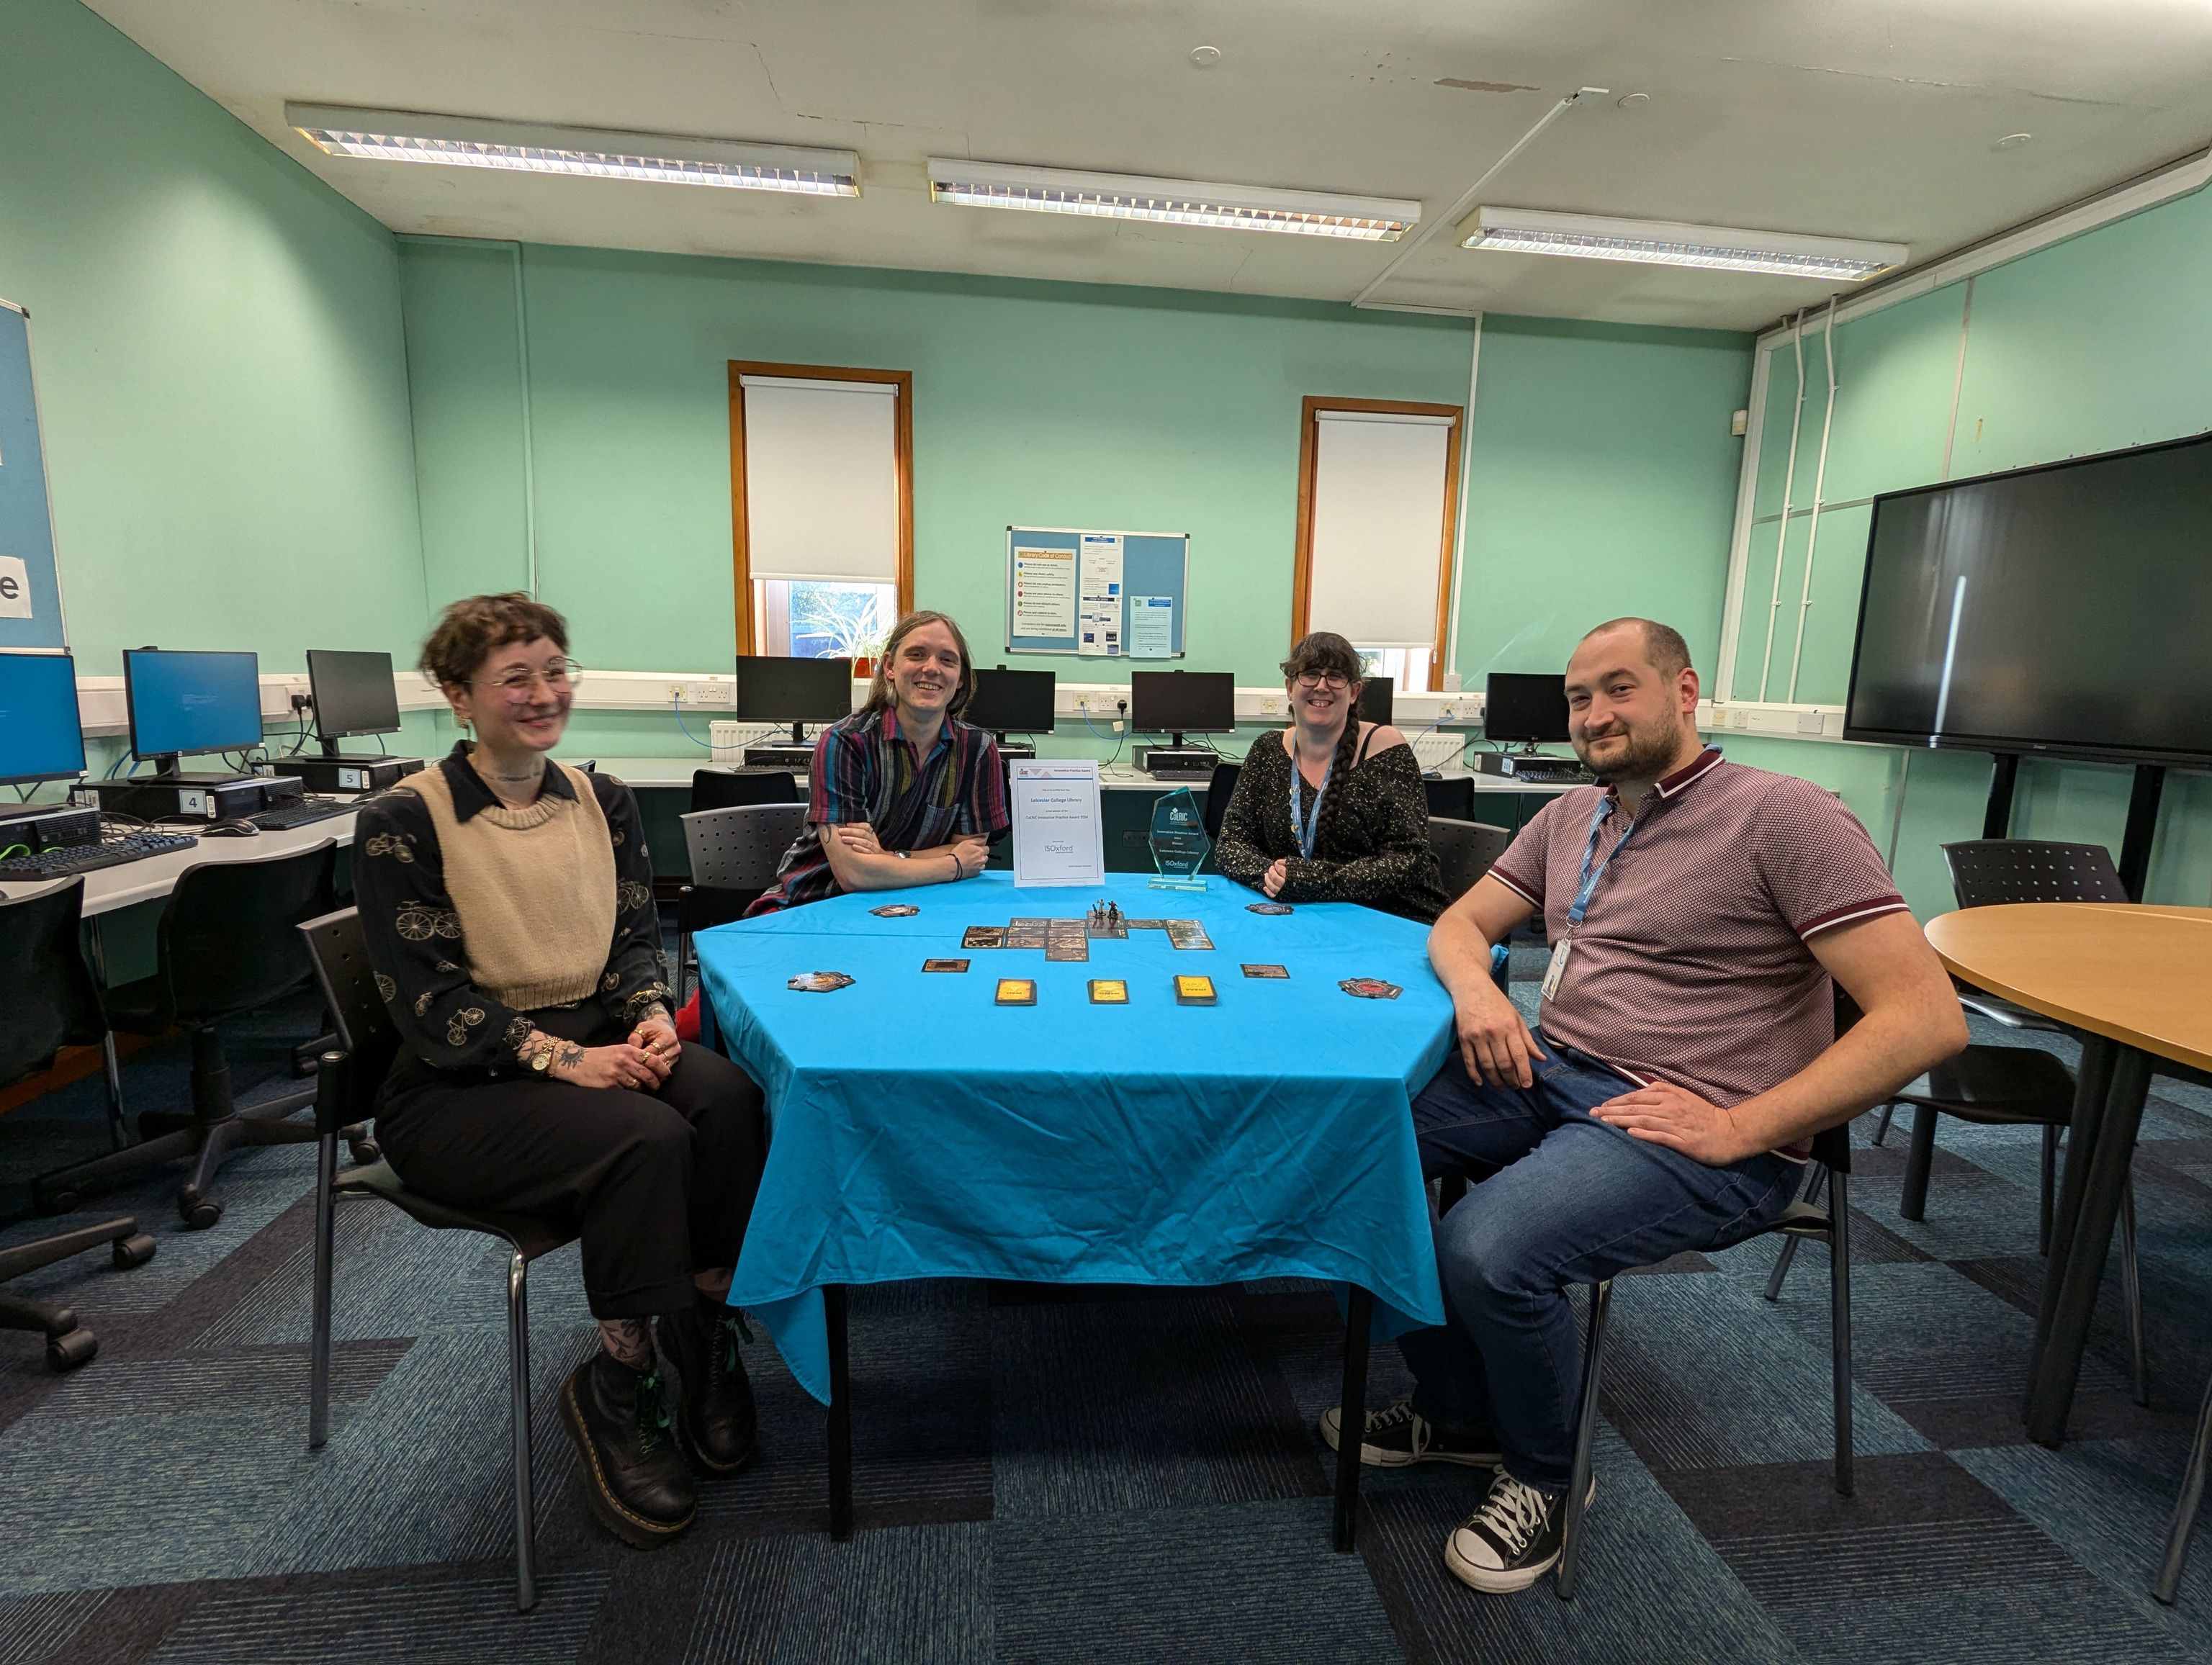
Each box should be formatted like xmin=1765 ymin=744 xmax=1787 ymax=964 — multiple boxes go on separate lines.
xmin=1322 ymin=618 xmax=1967 ymax=1595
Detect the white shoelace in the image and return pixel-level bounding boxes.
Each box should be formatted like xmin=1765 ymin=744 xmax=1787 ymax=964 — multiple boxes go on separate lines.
xmin=1367 ymin=1401 xmax=1427 ymax=1453
xmin=1467 ymin=1474 xmax=1549 ymax=1557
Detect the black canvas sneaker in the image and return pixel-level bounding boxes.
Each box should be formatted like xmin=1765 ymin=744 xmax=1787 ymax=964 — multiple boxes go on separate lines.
xmin=1444 ymin=1469 xmax=1593 ymax=1594
xmin=1319 ymin=1399 xmax=1501 ymax=1468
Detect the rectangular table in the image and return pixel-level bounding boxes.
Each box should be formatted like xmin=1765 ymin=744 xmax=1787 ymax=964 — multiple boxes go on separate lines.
xmin=695 ymin=871 xmax=1454 ymax=1546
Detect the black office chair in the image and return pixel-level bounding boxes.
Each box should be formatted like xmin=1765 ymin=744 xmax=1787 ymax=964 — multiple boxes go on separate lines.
xmin=302 ymin=906 xmax=574 ymax=1613
xmin=689 ymin=767 xmax=799 ymax=815
xmin=34 ymin=840 xmax=371 ymax=1229
xmin=1422 ymin=775 xmax=1475 ymax=823
xmin=0 ymin=878 xmax=156 ymax=1370
xmin=1200 ymin=759 xmax=1242 ymax=846
xmin=1556 ymin=1120 xmax=1856 ymax=1599
xmin=674 ymin=804 xmax=809 ymax=1003
xmin=1429 ymin=816 xmax=1511 ymax=906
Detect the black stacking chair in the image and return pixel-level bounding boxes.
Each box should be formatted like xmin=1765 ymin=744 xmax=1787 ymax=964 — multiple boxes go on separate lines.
xmin=0 ymin=878 xmax=156 ymax=1370
xmin=1422 ymin=775 xmax=1476 ymax=822
xmin=1556 ymin=1119 xmax=1856 ymax=1599
xmin=675 ymin=773 xmax=801 ymax=999
xmin=34 ymin=841 xmax=370 ymax=1229
xmin=675 ymin=803 xmax=809 ymax=1003
xmin=301 ymin=906 xmax=574 ymax=1613
xmin=1200 ymin=759 xmax=1242 ymax=845
xmin=689 ymin=767 xmax=799 ymax=815
xmin=1429 ymin=817 xmax=1512 ymax=906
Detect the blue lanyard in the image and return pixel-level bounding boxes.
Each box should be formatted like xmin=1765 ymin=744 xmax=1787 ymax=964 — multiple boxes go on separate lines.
xmin=1289 ymin=752 xmax=1333 ymax=860
xmin=1566 ymin=797 xmax=1637 ymax=930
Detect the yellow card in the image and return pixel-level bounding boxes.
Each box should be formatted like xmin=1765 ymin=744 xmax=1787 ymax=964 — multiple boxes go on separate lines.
xmin=1089 ymin=979 xmax=1129 ymax=1004
xmin=1174 ymin=974 xmax=1217 ymax=1006
xmin=995 ymin=978 xmax=1038 ymax=1006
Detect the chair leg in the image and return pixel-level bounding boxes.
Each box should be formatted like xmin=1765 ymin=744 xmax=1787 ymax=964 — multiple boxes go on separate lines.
xmin=675 ymin=927 xmax=691 ymax=1007
xmin=508 ymin=1249 xmax=537 ymax=1613
xmin=2040 ymin=1124 xmax=2059 ymax=1256
xmin=101 ymin=1034 xmax=129 ymax=1152
xmin=2120 ymin=1177 xmax=2148 ymax=1409
xmin=1899 ymin=1105 xmax=1938 ymax=1222
xmin=2154 ymin=1366 xmax=2212 ymax=1603
xmin=1828 ymin=1171 xmax=1856 ymax=1498
xmin=308 ymin=1132 xmax=338 ymax=1451
xmin=1871 ymin=1101 xmax=1896 ymax=1147
xmin=1555 ymin=1279 xmax=1611 ymax=1602
xmin=1765 ymin=1165 xmax=1826 ymax=1302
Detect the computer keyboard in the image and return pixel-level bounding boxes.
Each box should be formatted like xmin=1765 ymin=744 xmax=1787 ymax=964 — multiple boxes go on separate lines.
xmin=250 ymin=797 xmax=354 ymax=831
xmin=0 ymin=830 xmax=199 ymax=879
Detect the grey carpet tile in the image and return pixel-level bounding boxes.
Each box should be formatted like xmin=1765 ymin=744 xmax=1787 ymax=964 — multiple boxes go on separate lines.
xmin=28 ymin=1338 xmax=410 ymax=1421
xmin=1721 ymin=1515 xmax=2085 ymax=1602
xmin=146 ymin=1569 xmax=610 ymax=1665
xmin=993 ymin=1499 xmax=1401 ymax=1665
xmin=0 ymin=1591 xmax=109 ymax=1665
xmin=1766 ymin=1581 xmax=2198 ymax=1665
xmin=990 ymin=1290 xmax=1321 ymax=1519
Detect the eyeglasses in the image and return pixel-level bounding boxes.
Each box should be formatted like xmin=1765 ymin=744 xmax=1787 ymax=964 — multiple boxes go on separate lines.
xmin=478 ymin=658 xmax=581 ymax=698
xmin=1292 ymin=672 xmax=1351 ymax=690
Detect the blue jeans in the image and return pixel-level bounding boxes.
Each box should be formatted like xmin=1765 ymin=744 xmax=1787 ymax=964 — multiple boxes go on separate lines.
xmin=1401 ymin=1044 xmax=1800 ymax=1494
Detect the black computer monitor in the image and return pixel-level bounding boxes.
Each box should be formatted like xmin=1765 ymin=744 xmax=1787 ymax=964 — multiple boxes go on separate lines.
xmin=123 ymin=649 xmax=263 ymax=769
xmin=735 ymin=654 xmax=853 ymax=745
xmin=0 ymin=651 xmax=86 ymax=788
xmin=1357 ymin=676 xmax=1394 ymax=726
xmin=1485 ymin=672 xmax=1571 ymax=748
xmin=964 ymin=667 xmax=1055 ymax=736
xmin=306 ymin=649 xmax=402 ymax=757
xmin=1130 ymin=670 xmax=1235 ymax=742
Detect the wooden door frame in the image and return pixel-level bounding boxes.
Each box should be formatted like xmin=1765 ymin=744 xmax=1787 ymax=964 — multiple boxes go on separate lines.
xmin=1290 ymin=394 xmax=1464 ymax=691
xmin=728 ymin=361 xmax=914 ymax=655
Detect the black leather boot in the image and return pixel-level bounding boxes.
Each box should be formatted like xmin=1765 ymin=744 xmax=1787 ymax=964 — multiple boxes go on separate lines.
xmin=557 ymin=1350 xmax=697 ymax=1549
xmin=655 ymin=1298 xmax=758 ymax=1474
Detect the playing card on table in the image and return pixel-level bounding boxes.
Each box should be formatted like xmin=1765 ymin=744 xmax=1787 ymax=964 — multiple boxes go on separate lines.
xmin=1005 ymin=919 xmax=1051 ymax=949
xmin=1241 ymin=963 xmax=1289 ymax=979
xmin=1044 ymin=920 xmax=1090 ymax=962
xmin=1164 ymin=921 xmax=1215 ymax=951
xmin=1246 ymin=902 xmax=1293 ymax=916
xmin=788 ymin=971 xmax=855 ymax=993
xmin=1088 ymin=979 xmax=1129 ymax=1004
xmin=1123 ymin=919 xmax=1167 ymax=931
xmin=1174 ymin=974 xmax=1218 ymax=1006
xmin=995 ymin=978 xmax=1038 ymax=1006
xmin=922 ymin=958 xmax=969 ymax=973
xmin=869 ymin=903 xmax=920 ymax=918
xmin=1339 ymin=977 xmax=1403 ymax=1000
xmin=962 ymin=926 xmax=1007 ymax=949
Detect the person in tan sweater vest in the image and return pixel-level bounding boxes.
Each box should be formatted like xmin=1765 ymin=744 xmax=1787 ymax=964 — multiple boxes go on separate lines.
xmin=354 ymin=595 xmax=766 ymax=1552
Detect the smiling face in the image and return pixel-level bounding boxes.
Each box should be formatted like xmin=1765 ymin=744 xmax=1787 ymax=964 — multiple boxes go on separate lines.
xmin=1287 ymin=666 xmax=1358 ymax=734
xmin=446 ymin=635 xmax=574 ymax=755
xmin=1564 ymin=623 xmax=1699 ymax=783
xmin=884 ymin=618 xmax=966 ymax=722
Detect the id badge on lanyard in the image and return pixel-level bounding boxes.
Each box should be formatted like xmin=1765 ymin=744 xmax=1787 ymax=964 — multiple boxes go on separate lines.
xmin=1542 ymin=798 xmax=1637 ymax=1003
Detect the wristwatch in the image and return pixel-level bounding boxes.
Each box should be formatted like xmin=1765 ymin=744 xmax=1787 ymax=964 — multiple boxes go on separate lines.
xmin=894 ymin=849 xmax=909 ymax=859
xmin=530 ymin=1047 xmax=552 ymax=1073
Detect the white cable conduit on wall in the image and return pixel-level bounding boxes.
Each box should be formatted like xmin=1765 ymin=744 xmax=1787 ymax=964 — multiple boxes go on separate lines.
xmin=1755 ymin=312 xmax=1808 ymax=700
xmin=512 ymin=242 xmax=540 ymax=597
xmin=1443 ymin=313 xmax=1482 ymax=686
xmin=1785 ymin=296 xmax=1841 ymax=703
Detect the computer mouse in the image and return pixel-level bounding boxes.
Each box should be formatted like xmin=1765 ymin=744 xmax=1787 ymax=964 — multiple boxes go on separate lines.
xmin=204 ymin=820 xmax=260 ymax=837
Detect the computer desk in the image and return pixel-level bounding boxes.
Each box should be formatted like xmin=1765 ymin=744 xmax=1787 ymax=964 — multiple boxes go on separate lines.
xmin=0 ymin=812 xmax=361 ymax=917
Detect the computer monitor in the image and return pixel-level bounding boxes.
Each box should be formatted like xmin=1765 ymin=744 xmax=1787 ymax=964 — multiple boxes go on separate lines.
xmin=1485 ymin=672 xmax=1571 ymax=749
xmin=1357 ymin=675 xmax=1394 ymax=726
xmin=0 ymin=651 xmax=86 ymax=787
xmin=124 ymin=648 xmax=263 ymax=769
xmin=964 ymin=667 xmax=1056 ymax=736
xmin=306 ymin=649 xmax=402 ymax=757
xmin=734 ymin=654 xmax=854 ymax=745
xmin=1130 ymin=670 xmax=1235 ymax=742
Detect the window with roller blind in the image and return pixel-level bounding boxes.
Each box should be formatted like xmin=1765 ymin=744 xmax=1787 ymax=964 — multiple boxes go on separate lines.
xmin=1290 ymin=397 xmax=1464 ymax=693
xmin=728 ymin=363 xmax=914 ymax=659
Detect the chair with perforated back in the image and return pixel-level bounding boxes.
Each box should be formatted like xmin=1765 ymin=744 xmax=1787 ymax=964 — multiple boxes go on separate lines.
xmin=0 ymin=878 xmax=156 ymax=1371
xmin=1200 ymin=759 xmax=1241 ymax=846
xmin=1934 ymin=839 xmax=2128 ymax=1037
xmin=33 ymin=840 xmax=371 ymax=1229
xmin=674 ymin=804 xmax=810 ymax=1001
xmin=1429 ymin=816 xmax=1512 ymax=907
xmin=300 ymin=906 xmax=572 ymax=1613
xmin=689 ymin=768 xmax=799 ymax=815
xmin=675 ymin=775 xmax=802 ymax=996
xmin=1422 ymin=775 xmax=1476 ymax=823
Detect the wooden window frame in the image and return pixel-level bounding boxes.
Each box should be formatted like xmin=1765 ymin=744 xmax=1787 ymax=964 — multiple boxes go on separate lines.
xmin=728 ymin=360 xmax=914 ymax=655
xmin=1290 ymin=394 xmax=1464 ymax=692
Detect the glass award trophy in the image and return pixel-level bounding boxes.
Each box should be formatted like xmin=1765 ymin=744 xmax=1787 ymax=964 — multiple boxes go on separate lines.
xmin=1148 ymin=787 xmax=1210 ymax=891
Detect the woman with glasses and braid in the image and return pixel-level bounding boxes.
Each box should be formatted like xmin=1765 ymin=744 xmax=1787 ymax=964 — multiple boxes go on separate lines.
xmin=352 ymin=592 xmax=767 ymax=1553
xmin=1214 ymin=631 xmax=1447 ymax=924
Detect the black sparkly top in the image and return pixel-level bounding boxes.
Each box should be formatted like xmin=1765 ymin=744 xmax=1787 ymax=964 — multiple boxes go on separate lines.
xmin=1213 ymin=726 xmax=1448 ymax=924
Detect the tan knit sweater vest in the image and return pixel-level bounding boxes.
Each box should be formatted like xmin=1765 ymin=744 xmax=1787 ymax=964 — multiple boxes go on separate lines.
xmin=397 ymin=762 xmax=617 ymax=1011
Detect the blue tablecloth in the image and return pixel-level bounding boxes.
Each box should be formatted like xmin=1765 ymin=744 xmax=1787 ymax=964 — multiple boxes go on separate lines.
xmin=696 ymin=871 xmax=1452 ymax=1402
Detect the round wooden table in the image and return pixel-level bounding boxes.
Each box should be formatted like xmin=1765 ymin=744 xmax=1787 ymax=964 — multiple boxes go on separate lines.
xmin=1925 ymin=904 xmax=2212 ymax=1435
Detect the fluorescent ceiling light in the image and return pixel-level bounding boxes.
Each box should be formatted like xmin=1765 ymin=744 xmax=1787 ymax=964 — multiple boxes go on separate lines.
xmin=1460 ymin=207 xmax=1906 ymax=281
xmin=285 ymin=104 xmax=858 ymax=197
xmin=927 ymin=158 xmax=1416 ymax=241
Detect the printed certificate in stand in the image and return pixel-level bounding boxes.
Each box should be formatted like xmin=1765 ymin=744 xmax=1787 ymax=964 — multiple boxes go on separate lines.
xmin=1010 ymin=759 xmax=1105 ymax=888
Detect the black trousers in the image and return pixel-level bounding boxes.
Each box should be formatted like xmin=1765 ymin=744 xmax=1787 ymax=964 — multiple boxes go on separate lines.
xmin=377 ymin=1026 xmax=768 ymax=1321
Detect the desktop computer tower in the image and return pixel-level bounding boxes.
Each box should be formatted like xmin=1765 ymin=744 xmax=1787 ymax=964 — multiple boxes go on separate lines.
xmin=287 ymin=754 xmax=423 ymax=795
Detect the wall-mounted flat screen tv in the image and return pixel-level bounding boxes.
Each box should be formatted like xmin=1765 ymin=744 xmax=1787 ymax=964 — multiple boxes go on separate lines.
xmin=1845 ymin=430 xmax=2212 ymax=766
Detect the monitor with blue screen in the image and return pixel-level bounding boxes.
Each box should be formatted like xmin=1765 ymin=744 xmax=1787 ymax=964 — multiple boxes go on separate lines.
xmin=124 ymin=649 xmax=263 ymax=766
xmin=0 ymin=651 xmax=86 ymax=786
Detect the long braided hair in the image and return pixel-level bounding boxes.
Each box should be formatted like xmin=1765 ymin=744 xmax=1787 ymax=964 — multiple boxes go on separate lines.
xmin=1279 ymin=632 xmax=1367 ymax=857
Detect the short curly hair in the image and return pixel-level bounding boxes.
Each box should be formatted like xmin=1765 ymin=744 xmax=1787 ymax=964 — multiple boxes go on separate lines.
xmin=419 ymin=592 xmax=569 ymax=689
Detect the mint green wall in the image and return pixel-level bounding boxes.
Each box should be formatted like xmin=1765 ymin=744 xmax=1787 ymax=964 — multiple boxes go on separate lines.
xmin=0 ymin=0 xmax=426 ymax=687
xmin=1723 ymin=181 xmax=2212 ymax=914
xmin=398 ymin=240 xmax=1751 ymax=761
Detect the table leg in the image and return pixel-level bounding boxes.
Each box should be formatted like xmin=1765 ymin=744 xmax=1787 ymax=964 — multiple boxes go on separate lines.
xmin=2026 ymin=1044 xmax=2152 ymax=1446
xmin=2029 ymin=1034 xmax=2116 ymax=1388
xmin=1334 ymin=1285 xmax=1374 ymax=1553
xmin=826 ymin=1283 xmax=853 ymax=1542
